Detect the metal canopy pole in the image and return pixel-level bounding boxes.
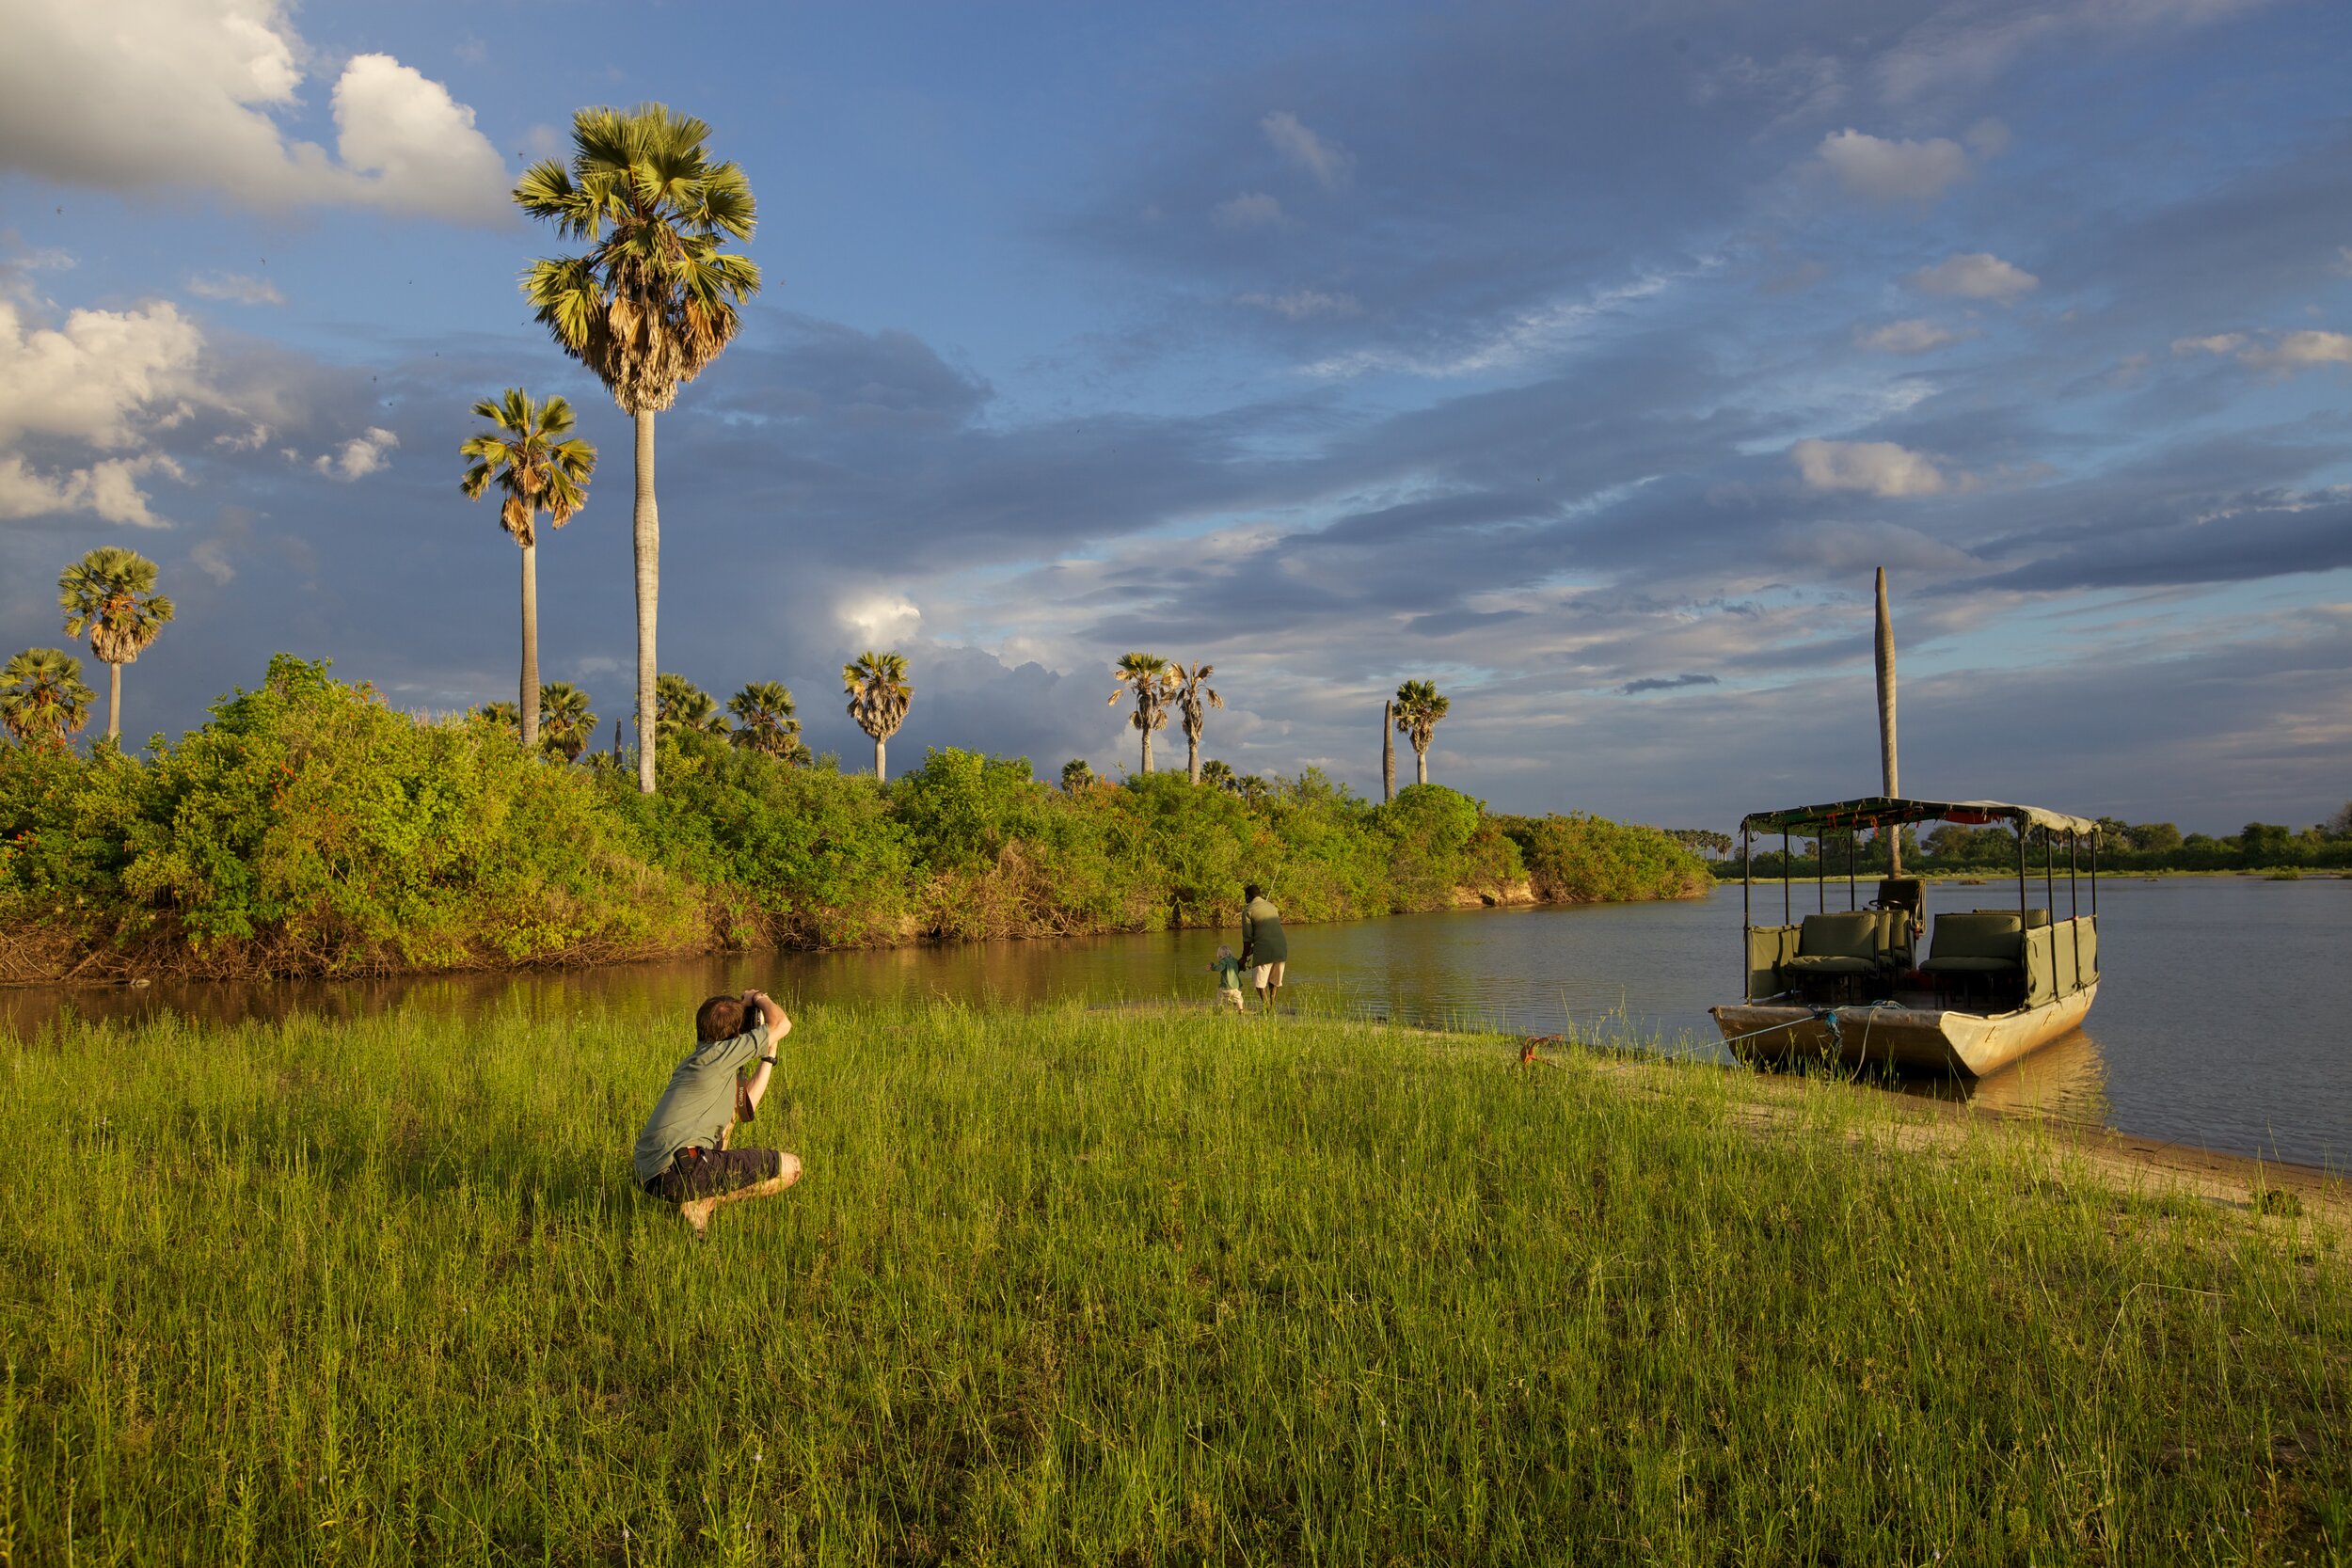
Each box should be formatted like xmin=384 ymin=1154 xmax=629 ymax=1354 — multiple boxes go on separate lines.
xmin=1783 ymin=832 xmax=1791 ymax=927
xmin=2068 ymin=830 xmax=2083 ymax=996
xmin=1848 ymin=828 xmax=1858 ymax=911
xmin=1741 ymin=824 xmax=1752 ymax=999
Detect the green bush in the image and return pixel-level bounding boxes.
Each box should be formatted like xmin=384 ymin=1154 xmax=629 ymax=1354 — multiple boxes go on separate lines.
xmin=0 ymin=657 xmax=1709 ymax=979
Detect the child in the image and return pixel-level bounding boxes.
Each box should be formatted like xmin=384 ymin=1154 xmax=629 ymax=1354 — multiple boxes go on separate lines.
xmin=1207 ymin=945 xmax=1248 ymax=1011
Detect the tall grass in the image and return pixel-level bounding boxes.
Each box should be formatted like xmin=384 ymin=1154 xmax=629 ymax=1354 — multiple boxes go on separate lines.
xmin=3 ymin=1002 xmax=2344 ymax=1563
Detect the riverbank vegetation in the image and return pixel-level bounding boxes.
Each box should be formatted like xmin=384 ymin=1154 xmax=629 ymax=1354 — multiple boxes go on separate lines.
xmin=0 ymin=656 xmax=1707 ymax=982
xmin=2 ymin=1000 xmax=2342 ymax=1562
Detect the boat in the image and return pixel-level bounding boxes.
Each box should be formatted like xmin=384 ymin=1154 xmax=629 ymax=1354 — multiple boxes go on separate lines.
xmin=1709 ymin=795 xmax=2104 ymax=1079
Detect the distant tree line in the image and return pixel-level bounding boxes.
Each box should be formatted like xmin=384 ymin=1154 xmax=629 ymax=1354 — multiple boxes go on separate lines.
xmin=1711 ymin=810 xmax=2352 ymax=879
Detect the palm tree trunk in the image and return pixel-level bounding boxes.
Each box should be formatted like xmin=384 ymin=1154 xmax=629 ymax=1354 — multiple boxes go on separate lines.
xmin=1381 ymin=700 xmax=1394 ymax=802
xmin=633 ymin=408 xmax=660 ymax=795
xmin=874 ymin=735 xmax=887 ymax=782
xmin=519 ymin=540 xmax=540 ymax=752
xmin=1187 ymin=734 xmax=1200 ymax=784
xmin=106 ymin=661 xmax=121 ymax=743
xmin=1415 ymin=744 xmax=1429 ymax=787
xmin=1140 ymin=731 xmax=1152 ymax=774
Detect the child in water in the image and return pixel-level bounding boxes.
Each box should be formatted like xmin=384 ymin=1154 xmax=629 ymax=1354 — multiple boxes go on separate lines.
xmin=1208 ymin=944 xmax=1248 ymax=1011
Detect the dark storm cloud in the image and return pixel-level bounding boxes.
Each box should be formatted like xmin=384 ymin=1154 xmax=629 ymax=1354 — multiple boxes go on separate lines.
xmin=1621 ymin=673 xmax=1721 ymax=694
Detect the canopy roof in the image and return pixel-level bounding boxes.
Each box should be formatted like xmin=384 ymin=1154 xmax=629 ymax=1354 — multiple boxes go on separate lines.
xmin=1740 ymin=795 xmax=2101 ymax=838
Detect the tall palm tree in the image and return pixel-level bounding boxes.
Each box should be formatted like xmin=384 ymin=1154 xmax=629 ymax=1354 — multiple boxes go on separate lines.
xmin=538 ymin=682 xmax=597 ymax=761
xmin=843 ymin=650 xmax=912 ymax=781
xmin=57 ymin=546 xmax=173 ymax=744
xmin=842 ymin=648 xmax=913 ymax=780
xmin=0 ymin=648 xmax=95 ymax=751
xmin=1109 ymin=652 xmax=1174 ymax=774
xmin=728 ymin=680 xmax=804 ymax=761
xmin=655 ymin=672 xmax=729 ymax=738
xmin=1392 ymin=679 xmax=1452 ymax=786
xmin=516 ymin=103 xmax=761 ymax=796
xmin=1060 ymin=757 xmax=1096 ymax=793
xmin=459 ymin=388 xmax=596 ymax=752
xmin=1168 ymin=661 xmax=1224 ymax=784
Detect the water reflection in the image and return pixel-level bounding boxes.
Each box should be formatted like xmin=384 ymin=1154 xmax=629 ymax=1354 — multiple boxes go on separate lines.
xmin=4 ymin=876 xmax=2344 ymax=1165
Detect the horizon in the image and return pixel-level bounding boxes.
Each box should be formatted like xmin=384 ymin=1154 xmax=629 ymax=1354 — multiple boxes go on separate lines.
xmin=4 ymin=1 xmax=2349 ymax=837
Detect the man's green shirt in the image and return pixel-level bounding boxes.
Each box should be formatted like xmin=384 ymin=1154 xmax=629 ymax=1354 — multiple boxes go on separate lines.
xmin=632 ymin=1023 xmax=770 ymax=1185
xmin=1242 ymin=896 xmax=1288 ymax=963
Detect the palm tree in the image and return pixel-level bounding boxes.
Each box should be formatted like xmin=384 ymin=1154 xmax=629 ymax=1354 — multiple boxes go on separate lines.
xmin=1168 ymin=661 xmax=1224 ymax=784
xmin=475 ymin=700 xmax=521 ymax=735
xmin=1060 ymin=757 xmax=1095 ymax=792
xmin=843 ymin=650 xmax=912 ymax=781
xmin=1392 ymin=679 xmax=1452 ymax=786
xmin=516 ymin=103 xmax=761 ymax=796
xmin=728 ymin=680 xmax=805 ymax=762
xmin=1109 ymin=652 xmax=1174 ymax=774
xmin=459 ymin=388 xmax=596 ymax=752
xmin=655 ymin=672 xmax=729 ymax=738
xmin=57 ymin=546 xmax=173 ymax=744
xmin=1199 ymin=758 xmax=1240 ymax=794
xmin=538 ymin=682 xmax=598 ymax=761
xmin=0 ymin=648 xmax=95 ymax=750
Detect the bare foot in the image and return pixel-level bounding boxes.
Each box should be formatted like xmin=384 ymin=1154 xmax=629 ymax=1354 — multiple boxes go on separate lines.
xmin=678 ymin=1198 xmax=713 ymax=1238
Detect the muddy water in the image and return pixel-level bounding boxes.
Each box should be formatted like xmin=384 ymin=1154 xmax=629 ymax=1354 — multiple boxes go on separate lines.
xmin=6 ymin=876 xmax=2345 ymax=1168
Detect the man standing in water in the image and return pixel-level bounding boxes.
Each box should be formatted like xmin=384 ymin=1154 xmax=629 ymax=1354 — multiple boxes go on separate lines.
xmin=1240 ymin=882 xmax=1289 ymax=1011
xmin=633 ymin=990 xmax=803 ymax=1237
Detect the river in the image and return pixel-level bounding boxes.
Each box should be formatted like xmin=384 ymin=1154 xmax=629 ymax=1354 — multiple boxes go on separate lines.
xmin=4 ymin=875 xmax=2344 ymax=1168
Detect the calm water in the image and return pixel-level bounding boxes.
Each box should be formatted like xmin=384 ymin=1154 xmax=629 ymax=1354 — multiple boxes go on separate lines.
xmin=5 ymin=876 xmax=2345 ymax=1167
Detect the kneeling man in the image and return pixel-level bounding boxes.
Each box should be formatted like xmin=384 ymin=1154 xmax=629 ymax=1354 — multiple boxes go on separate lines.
xmin=633 ymin=990 xmax=803 ymax=1236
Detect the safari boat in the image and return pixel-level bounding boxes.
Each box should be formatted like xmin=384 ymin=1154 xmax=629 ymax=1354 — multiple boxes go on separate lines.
xmin=1709 ymin=796 xmax=2103 ymax=1079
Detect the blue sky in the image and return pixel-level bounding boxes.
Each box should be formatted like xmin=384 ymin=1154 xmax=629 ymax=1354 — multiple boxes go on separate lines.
xmin=4 ymin=0 xmax=2349 ymax=833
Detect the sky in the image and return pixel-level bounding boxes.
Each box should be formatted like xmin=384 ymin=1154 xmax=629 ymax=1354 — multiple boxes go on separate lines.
xmin=2 ymin=0 xmax=2349 ymax=835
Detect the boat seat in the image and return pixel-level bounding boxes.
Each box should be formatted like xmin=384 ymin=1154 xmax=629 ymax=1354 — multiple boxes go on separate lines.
xmin=1782 ymin=911 xmax=1883 ymax=976
xmin=1920 ymin=911 xmax=2025 ymax=974
xmin=1973 ymin=907 xmax=2051 ymax=929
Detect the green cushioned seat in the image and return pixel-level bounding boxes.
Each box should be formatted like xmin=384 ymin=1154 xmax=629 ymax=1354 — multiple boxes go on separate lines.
xmin=1916 ymin=955 xmax=2018 ymax=974
xmin=1920 ymin=911 xmax=2024 ymax=974
xmin=1974 ymin=907 xmax=2051 ymax=928
xmin=1784 ymin=955 xmax=1878 ymax=974
xmin=1796 ymin=911 xmax=1881 ymax=961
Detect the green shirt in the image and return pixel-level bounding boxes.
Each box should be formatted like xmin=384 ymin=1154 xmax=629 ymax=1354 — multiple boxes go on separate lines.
xmin=1241 ymin=896 xmax=1288 ymax=963
xmin=631 ymin=1023 xmax=770 ymax=1185
xmin=1210 ymin=955 xmax=1246 ymax=990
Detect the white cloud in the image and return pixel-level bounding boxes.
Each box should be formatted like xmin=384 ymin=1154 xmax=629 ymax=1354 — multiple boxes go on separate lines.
xmin=1789 ymin=438 xmax=1955 ymax=498
xmin=840 ymin=593 xmax=922 ymax=644
xmin=1301 ymin=264 xmax=1705 ymax=380
xmin=0 ymin=453 xmax=183 ymax=527
xmin=2171 ymin=333 xmax=2247 ymax=356
xmin=1905 ymin=252 xmax=2039 ymax=301
xmin=1854 ymin=318 xmax=1967 ymax=354
xmin=0 ymin=297 xmax=209 ymax=449
xmin=1812 ymin=129 xmax=1971 ymax=203
xmin=187 ymin=272 xmax=283 ymax=306
xmin=2241 ymin=330 xmax=2352 ymax=371
xmin=1236 ymin=289 xmax=1361 ymax=320
xmin=312 ymin=426 xmax=398 ymax=481
xmin=1214 ymin=191 xmax=1285 ymax=229
xmin=1261 ymin=111 xmax=1354 ymax=192
xmin=0 ymin=0 xmax=509 ymax=224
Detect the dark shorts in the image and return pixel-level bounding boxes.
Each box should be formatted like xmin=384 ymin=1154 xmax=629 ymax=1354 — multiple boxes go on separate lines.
xmin=644 ymin=1146 xmax=785 ymax=1203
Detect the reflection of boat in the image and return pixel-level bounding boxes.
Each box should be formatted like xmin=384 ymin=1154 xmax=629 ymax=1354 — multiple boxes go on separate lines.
xmin=1709 ymin=796 xmax=2104 ymax=1080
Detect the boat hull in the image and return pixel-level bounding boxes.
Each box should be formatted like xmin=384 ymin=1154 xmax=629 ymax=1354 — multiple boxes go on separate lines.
xmin=1709 ymin=983 xmax=2098 ymax=1080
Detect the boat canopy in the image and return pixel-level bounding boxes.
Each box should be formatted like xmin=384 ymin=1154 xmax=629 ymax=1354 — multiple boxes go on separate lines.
xmin=1739 ymin=795 xmax=2101 ymax=838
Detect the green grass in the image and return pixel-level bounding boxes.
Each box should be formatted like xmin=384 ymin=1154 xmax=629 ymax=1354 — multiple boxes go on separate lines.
xmin=3 ymin=1001 xmax=2345 ymax=1564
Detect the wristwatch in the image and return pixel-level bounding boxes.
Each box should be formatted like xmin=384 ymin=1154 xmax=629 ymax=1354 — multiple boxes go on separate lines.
xmin=757 ymin=1055 xmax=778 ymax=1068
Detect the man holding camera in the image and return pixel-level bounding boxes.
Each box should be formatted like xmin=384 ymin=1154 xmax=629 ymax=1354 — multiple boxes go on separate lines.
xmin=632 ymin=989 xmax=803 ymax=1237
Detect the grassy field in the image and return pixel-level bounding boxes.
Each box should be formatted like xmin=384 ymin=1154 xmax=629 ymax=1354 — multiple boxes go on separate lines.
xmin=2 ymin=1000 xmax=2345 ymax=1565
